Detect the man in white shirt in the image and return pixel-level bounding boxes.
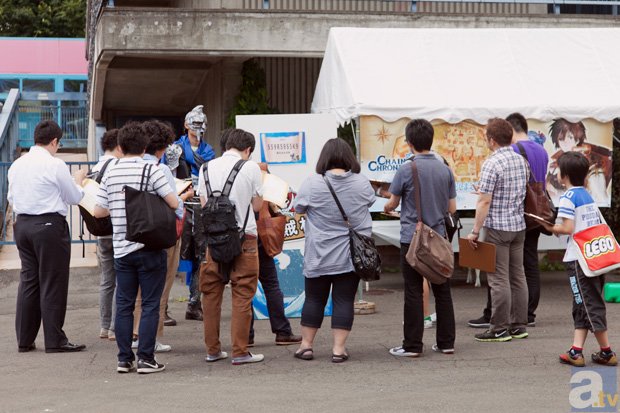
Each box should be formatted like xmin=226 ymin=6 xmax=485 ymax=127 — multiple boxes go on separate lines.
xmin=8 ymin=120 xmax=87 ymax=353
xmin=198 ymin=129 xmax=264 ymax=365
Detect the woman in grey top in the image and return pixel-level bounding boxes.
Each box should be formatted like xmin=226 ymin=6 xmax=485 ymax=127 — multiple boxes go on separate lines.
xmin=293 ymin=138 xmax=375 ymax=362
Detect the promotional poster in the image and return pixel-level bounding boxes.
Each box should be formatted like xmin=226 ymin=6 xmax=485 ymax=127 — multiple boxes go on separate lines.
xmin=360 ymin=115 xmax=614 ymax=209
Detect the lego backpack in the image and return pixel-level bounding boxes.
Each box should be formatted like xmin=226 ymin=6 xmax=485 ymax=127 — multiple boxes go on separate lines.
xmin=572 ymin=210 xmax=620 ymax=277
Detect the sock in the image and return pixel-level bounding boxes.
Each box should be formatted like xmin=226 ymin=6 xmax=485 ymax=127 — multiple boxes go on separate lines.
xmin=570 ymin=346 xmax=583 ymax=356
xmin=600 ymin=346 xmax=612 ymax=355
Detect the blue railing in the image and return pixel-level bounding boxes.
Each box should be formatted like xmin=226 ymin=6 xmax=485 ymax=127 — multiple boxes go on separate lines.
xmin=0 ymin=160 xmax=97 ymax=246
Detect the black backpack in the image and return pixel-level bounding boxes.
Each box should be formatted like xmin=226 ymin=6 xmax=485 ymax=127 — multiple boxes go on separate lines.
xmin=201 ymin=159 xmax=250 ymax=265
xmin=78 ymin=158 xmax=114 ymax=237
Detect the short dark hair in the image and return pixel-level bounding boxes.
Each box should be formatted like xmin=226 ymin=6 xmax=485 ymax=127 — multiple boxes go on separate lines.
xmin=225 ymin=129 xmax=255 ymax=153
xmin=558 ymin=151 xmax=589 ymax=187
xmin=550 ymin=119 xmax=586 ymax=149
xmin=118 ymin=121 xmax=148 ymax=156
xmin=219 ymin=128 xmax=235 ymax=153
xmin=405 ymin=119 xmax=434 ymax=151
xmin=34 ymin=120 xmax=63 ymax=145
xmin=315 ymin=138 xmax=360 ymax=174
xmin=505 ymin=113 xmax=528 ymax=134
xmin=100 ymin=129 xmax=119 ymax=152
xmin=143 ymin=120 xmax=175 ymax=155
xmin=486 ymin=118 xmax=513 ymax=147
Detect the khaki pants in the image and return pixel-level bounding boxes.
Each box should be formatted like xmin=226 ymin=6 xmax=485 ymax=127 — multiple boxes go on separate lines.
xmin=200 ymin=238 xmax=259 ymax=358
xmin=133 ymin=238 xmax=182 ymax=337
xmin=486 ymin=228 xmax=528 ymax=331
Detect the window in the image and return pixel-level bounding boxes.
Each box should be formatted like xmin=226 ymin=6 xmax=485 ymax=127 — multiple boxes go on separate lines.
xmin=22 ymin=79 xmax=54 ymax=92
xmin=64 ymin=79 xmax=87 ymax=93
xmin=0 ymin=79 xmax=19 ymax=93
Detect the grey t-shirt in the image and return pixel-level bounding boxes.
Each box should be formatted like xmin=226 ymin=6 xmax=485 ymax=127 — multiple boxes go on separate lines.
xmin=389 ymin=153 xmax=456 ymax=244
xmin=294 ymin=171 xmax=375 ymax=278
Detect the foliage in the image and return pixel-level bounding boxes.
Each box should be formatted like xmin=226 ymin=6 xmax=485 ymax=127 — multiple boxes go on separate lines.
xmin=0 ymin=0 xmax=86 ymax=37
xmin=226 ymin=59 xmax=277 ymax=127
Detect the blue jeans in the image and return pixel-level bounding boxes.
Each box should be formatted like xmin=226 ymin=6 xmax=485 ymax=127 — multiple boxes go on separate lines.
xmin=114 ymin=249 xmax=166 ymax=363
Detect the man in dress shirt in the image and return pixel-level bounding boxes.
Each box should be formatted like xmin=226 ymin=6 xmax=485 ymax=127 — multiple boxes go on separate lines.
xmin=8 ymin=120 xmax=87 ymax=353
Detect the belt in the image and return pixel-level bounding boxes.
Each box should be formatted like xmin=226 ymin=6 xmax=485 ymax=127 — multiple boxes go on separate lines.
xmin=17 ymin=212 xmax=64 ymax=218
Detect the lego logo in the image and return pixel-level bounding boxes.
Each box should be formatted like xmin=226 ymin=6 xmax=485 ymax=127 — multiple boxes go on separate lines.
xmin=584 ymin=236 xmax=616 ymax=259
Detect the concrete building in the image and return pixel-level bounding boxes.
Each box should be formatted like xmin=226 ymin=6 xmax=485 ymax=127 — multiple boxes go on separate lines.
xmin=86 ymin=0 xmax=620 ymax=157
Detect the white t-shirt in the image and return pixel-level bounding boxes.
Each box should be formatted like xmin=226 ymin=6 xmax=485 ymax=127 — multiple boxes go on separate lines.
xmin=198 ymin=151 xmax=263 ymax=236
xmin=557 ymin=186 xmax=602 ymax=262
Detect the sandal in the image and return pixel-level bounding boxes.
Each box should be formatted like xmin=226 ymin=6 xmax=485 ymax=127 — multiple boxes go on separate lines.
xmin=294 ymin=348 xmax=314 ymax=361
xmin=332 ymin=353 xmax=349 ymax=363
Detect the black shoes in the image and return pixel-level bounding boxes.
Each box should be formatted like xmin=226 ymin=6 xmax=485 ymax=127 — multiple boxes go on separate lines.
xmin=45 ymin=342 xmax=86 ymax=353
xmin=117 ymin=361 xmax=135 ymax=373
xmin=509 ymin=328 xmax=529 ymax=339
xmin=185 ymin=303 xmax=203 ymax=321
xmin=474 ymin=329 xmax=512 ymax=342
xmin=137 ymin=359 xmax=166 ymax=374
xmin=18 ymin=343 xmax=36 ymax=353
xmin=468 ymin=316 xmax=491 ymax=329
xmin=275 ymin=334 xmax=302 ymax=346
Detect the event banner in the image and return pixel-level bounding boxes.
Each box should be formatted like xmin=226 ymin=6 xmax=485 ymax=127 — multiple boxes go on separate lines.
xmin=360 ymin=115 xmax=614 ymax=209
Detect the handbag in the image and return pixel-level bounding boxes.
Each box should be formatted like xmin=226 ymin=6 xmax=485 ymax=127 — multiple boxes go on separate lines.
xmin=572 ymin=210 xmax=620 ymax=277
xmin=515 ymin=143 xmax=557 ymax=233
xmin=405 ymin=160 xmax=454 ymax=285
xmin=444 ymin=211 xmax=462 ymax=243
xmin=78 ymin=158 xmax=115 ymax=237
xmin=256 ymin=202 xmax=286 ymax=258
xmin=124 ymin=163 xmax=177 ymax=250
xmin=323 ymin=175 xmax=381 ymax=282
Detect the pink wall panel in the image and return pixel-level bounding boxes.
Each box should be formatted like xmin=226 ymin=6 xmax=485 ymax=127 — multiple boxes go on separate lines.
xmin=0 ymin=38 xmax=87 ymax=75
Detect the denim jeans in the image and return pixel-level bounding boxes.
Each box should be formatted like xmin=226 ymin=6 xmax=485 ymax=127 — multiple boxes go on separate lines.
xmin=114 ymin=249 xmax=166 ymax=362
xmin=97 ymin=237 xmax=116 ymax=331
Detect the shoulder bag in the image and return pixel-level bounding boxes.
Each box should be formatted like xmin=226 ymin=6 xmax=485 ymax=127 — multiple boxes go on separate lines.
xmin=78 ymin=158 xmax=114 ymax=237
xmin=572 ymin=209 xmax=620 ymax=277
xmin=125 ymin=163 xmax=177 ymax=250
xmin=405 ymin=160 xmax=454 ymax=284
xmin=515 ymin=142 xmax=557 ymax=233
xmin=323 ymin=175 xmax=381 ymax=282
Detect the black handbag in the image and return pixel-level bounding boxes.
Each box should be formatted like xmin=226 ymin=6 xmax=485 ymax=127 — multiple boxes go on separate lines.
xmin=444 ymin=211 xmax=462 ymax=243
xmin=79 ymin=158 xmax=114 ymax=237
xmin=124 ymin=163 xmax=177 ymax=250
xmin=323 ymin=175 xmax=381 ymax=282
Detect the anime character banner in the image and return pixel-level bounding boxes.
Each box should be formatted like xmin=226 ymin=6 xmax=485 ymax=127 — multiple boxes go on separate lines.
xmin=360 ymin=115 xmax=614 ymax=209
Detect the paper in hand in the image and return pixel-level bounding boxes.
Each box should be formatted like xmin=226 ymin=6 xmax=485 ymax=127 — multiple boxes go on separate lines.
xmin=524 ymin=212 xmax=554 ymax=226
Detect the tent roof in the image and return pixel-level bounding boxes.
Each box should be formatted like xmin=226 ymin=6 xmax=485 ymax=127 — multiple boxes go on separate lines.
xmin=311 ymin=27 xmax=620 ymax=125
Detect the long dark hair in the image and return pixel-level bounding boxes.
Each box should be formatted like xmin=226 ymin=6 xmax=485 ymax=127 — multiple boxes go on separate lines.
xmin=315 ymin=138 xmax=360 ymax=174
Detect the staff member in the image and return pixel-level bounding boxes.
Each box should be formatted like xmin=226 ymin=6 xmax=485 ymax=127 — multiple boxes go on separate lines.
xmin=8 ymin=120 xmax=87 ymax=353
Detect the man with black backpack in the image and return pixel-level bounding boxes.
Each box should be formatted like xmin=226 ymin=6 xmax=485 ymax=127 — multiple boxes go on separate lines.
xmin=198 ymin=129 xmax=264 ymax=365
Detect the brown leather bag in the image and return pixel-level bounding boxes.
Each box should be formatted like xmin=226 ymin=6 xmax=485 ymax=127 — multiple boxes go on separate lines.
xmin=515 ymin=143 xmax=556 ymax=233
xmin=405 ymin=160 xmax=454 ymax=285
xmin=256 ymin=202 xmax=286 ymax=258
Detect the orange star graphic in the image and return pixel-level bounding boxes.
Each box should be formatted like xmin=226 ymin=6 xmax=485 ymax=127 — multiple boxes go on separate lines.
xmin=374 ymin=125 xmax=391 ymax=145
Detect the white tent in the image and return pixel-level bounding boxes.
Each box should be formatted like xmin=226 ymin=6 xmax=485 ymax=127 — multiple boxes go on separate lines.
xmin=311 ymin=27 xmax=620 ymax=125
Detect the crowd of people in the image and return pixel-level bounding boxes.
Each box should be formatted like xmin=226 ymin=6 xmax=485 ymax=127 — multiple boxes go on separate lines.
xmin=7 ymin=108 xmax=616 ymax=373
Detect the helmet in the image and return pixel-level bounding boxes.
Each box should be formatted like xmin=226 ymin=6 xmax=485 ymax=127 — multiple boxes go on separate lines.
xmin=185 ymin=105 xmax=207 ymax=135
xmin=165 ymin=143 xmax=183 ymax=170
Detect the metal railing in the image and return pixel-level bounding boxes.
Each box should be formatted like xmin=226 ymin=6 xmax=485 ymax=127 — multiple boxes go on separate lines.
xmin=18 ymin=104 xmax=88 ymax=149
xmin=0 ymin=161 xmax=97 ymax=246
xmin=0 ymin=89 xmax=20 ymax=244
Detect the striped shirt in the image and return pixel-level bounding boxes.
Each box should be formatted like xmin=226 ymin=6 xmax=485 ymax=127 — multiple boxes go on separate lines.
xmin=479 ymin=146 xmax=528 ymax=232
xmin=95 ymin=156 xmax=173 ymax=258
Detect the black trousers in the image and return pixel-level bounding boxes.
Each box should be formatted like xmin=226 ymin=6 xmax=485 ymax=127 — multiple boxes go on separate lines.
xmin=483 ymin=228 xmax=541 ymax=323
xmin=14 ymin=213 xmax=71 ymax=349
xmin=401 ymin=244 xmax=455 ymax=352
xmin=249 ymin=244 xmax=293 ymax=340
xmin=301 ymin=272 xmax=360 ymax=331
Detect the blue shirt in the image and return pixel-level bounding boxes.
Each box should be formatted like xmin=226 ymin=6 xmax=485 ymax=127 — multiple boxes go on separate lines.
xmin=163 ymin=135 xmax=215 ymax=177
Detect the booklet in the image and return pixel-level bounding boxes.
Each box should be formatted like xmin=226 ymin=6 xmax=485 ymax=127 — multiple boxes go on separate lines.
xmin=78 ymin=178 xmax=100 ymax=215
xmin=524 ymin=212 xmax=554 ymax=226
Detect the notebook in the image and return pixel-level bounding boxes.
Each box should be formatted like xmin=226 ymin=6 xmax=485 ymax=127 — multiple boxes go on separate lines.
xmin=458 ymin=238 xmax=496 ymax=273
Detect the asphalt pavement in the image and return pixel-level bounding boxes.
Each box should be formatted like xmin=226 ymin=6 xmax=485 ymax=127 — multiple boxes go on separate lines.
xmin=1 ymin=268 xmax=619 ymax=413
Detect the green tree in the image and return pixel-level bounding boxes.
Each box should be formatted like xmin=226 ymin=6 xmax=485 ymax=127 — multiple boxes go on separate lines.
xmin=226 ymin=59 xmax=277 ymax=127
xmin=0 ymin=0 xmax=86 ymax=37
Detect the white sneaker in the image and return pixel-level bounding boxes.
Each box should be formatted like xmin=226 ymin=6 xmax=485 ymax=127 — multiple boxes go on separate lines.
xmin=431 ymin=344 xmax=454 ymax=354
xmin=424 ymin=318 xmax=434 ymax=329
xmin=155 ymin=342 xmax=172 ymax=353
xmin=389 ymin=346 xmax=421 ymax=358
xmin=430 ymin=313 xmax=437 ymax=323
xmin=231 ymin=352 xmax=264 ymax=365
xmin=100 ymin=328 xmax=109 ymax=339
xmin=205 ymin=351 xmax=228 ymax=362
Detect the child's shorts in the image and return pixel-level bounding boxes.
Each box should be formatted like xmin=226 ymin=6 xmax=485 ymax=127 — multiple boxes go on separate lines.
xmin=567 ymin=261 xmax=607 ymax=332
